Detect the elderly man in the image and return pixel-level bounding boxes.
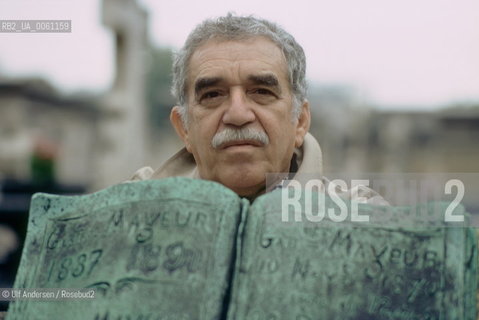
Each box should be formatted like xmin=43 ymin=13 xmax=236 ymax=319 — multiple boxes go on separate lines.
xmin=132 ymin=14 xmax=382 ymax=203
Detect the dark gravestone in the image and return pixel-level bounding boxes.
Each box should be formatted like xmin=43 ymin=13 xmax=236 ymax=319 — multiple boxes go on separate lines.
xmin=6 ymin=178 xmax=477 ymax=319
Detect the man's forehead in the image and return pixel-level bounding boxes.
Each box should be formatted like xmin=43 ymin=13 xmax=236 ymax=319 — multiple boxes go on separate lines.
xmin=193 ymin=35 xmax=282 ymax=57
xmin=186 ymin=37 xmax=289 ymax=87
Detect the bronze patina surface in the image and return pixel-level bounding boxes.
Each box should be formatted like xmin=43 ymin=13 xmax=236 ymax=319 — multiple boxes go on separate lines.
xmin=6 ymin=178 xmax=477 ymax=319
xmin=7 ymin=178 xmax=242 ymax=320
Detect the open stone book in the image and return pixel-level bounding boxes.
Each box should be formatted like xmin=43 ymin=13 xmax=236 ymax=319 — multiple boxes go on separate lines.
xmin=6 ymin=177 xmax=477 ymax=319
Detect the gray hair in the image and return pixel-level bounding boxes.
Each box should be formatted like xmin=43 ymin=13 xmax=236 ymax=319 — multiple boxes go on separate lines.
xmin=171 ymin=13 xmax=307 ymax=123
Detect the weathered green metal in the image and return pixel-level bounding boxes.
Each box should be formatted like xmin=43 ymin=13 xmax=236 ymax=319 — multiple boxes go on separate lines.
xmin=6 ymin=178 xmax=477 ymax=319
xmin=229 ymin=188 xmax=477 ymax=320
xmin=7 ymin=178 xmax=243 ymax=320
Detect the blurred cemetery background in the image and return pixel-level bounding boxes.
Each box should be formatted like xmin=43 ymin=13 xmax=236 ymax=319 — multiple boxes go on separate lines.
xmin=0 ymin=0 xmax=478 ymax=311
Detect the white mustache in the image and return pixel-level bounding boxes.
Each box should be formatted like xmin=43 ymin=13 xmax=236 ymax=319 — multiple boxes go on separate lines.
xmin=211 ymin=127 xmax=269 ymax=149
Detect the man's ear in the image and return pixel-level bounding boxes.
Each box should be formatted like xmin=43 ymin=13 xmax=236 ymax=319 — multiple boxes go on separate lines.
xmin=170 ymin=106 xmax=192 ymax=152
xmin=294 ymin=100 xmax=311 ymax=148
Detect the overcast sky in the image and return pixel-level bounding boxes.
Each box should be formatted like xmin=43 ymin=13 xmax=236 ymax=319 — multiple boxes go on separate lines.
xmin=0 ymin=0 xmax=478 ymax=109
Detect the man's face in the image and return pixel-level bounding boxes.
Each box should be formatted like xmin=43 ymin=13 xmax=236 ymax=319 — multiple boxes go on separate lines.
xmin=171 ymin=37 xmax=310 ymax=197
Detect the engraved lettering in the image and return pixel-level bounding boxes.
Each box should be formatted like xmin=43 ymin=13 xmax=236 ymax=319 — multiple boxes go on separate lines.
xmin=87 ymin=249 xmax=103 ymax=275
xmin=72 ymin=253 xmax=87 ymax=277
xmin=403 ymin=250 xmax=418 ymax=267
xmin=423 ymin=250 xmax=438 ymax=268
xmin=136 ymin=227 xmax=153 ymax=243
xmin=260 ymin=234 xmax=273 ymax=248
xmin=389 ymin=248 xmax=401 ymax=264
xmin=329 ymin=231 xmax=352 ymax=255
xmin=175 ymin=210 xmax=192 ymax=227
xmin=109 ymin=210 xmax=124 ymax=229
xmin=126 ymin=244 xmax=162 ymax=273
xmin=163 ymin=242 xmax=202 ymax=274
xmin=46 ymin=225 xmax=65 ymax=250
xmin=195 ymin=212 xmax=207 ymax=229
xmin=291 ymin=257 xmax=310 ymax=280
xmin=256 ymin=258 xmax=279 ymax=274
xmin=46 ymin=249 xmax=103 ymax=284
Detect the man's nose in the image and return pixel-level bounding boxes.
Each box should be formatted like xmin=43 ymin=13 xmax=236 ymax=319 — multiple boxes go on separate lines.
xmin=222 ymin=88 xmax=256 ymax=126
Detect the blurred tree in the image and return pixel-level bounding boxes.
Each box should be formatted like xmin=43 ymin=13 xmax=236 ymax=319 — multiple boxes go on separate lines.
xmin=145 ymin=46 xmax=176 ymax=128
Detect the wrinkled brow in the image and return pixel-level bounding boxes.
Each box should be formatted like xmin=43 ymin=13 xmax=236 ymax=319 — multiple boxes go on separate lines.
xmin=248 ymin=74 xmax=279 ymax=87
xmin=194 ymin=74 xmax=282 ymax=95
xmin=194 ymin=77 xmax=222 ymax=95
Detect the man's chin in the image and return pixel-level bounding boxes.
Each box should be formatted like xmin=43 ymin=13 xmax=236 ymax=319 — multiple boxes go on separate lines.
xmin=229 ymin=184 xmax=265 ymax=199
xmin=199 ymin=164 xmax=268 ymax=198
xmin=219 ymin=176 xmax=266 ymax=199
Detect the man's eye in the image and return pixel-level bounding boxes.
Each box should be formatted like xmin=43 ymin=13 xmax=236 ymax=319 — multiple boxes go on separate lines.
xmin=201 ymin=91 xmax=221 ymax=100
xmin=253 ymin=88 xmax=273 ymax=95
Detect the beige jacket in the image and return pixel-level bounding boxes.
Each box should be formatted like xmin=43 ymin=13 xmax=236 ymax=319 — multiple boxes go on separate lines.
xmin=130 ymin=133 xmax=387 ymax=205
